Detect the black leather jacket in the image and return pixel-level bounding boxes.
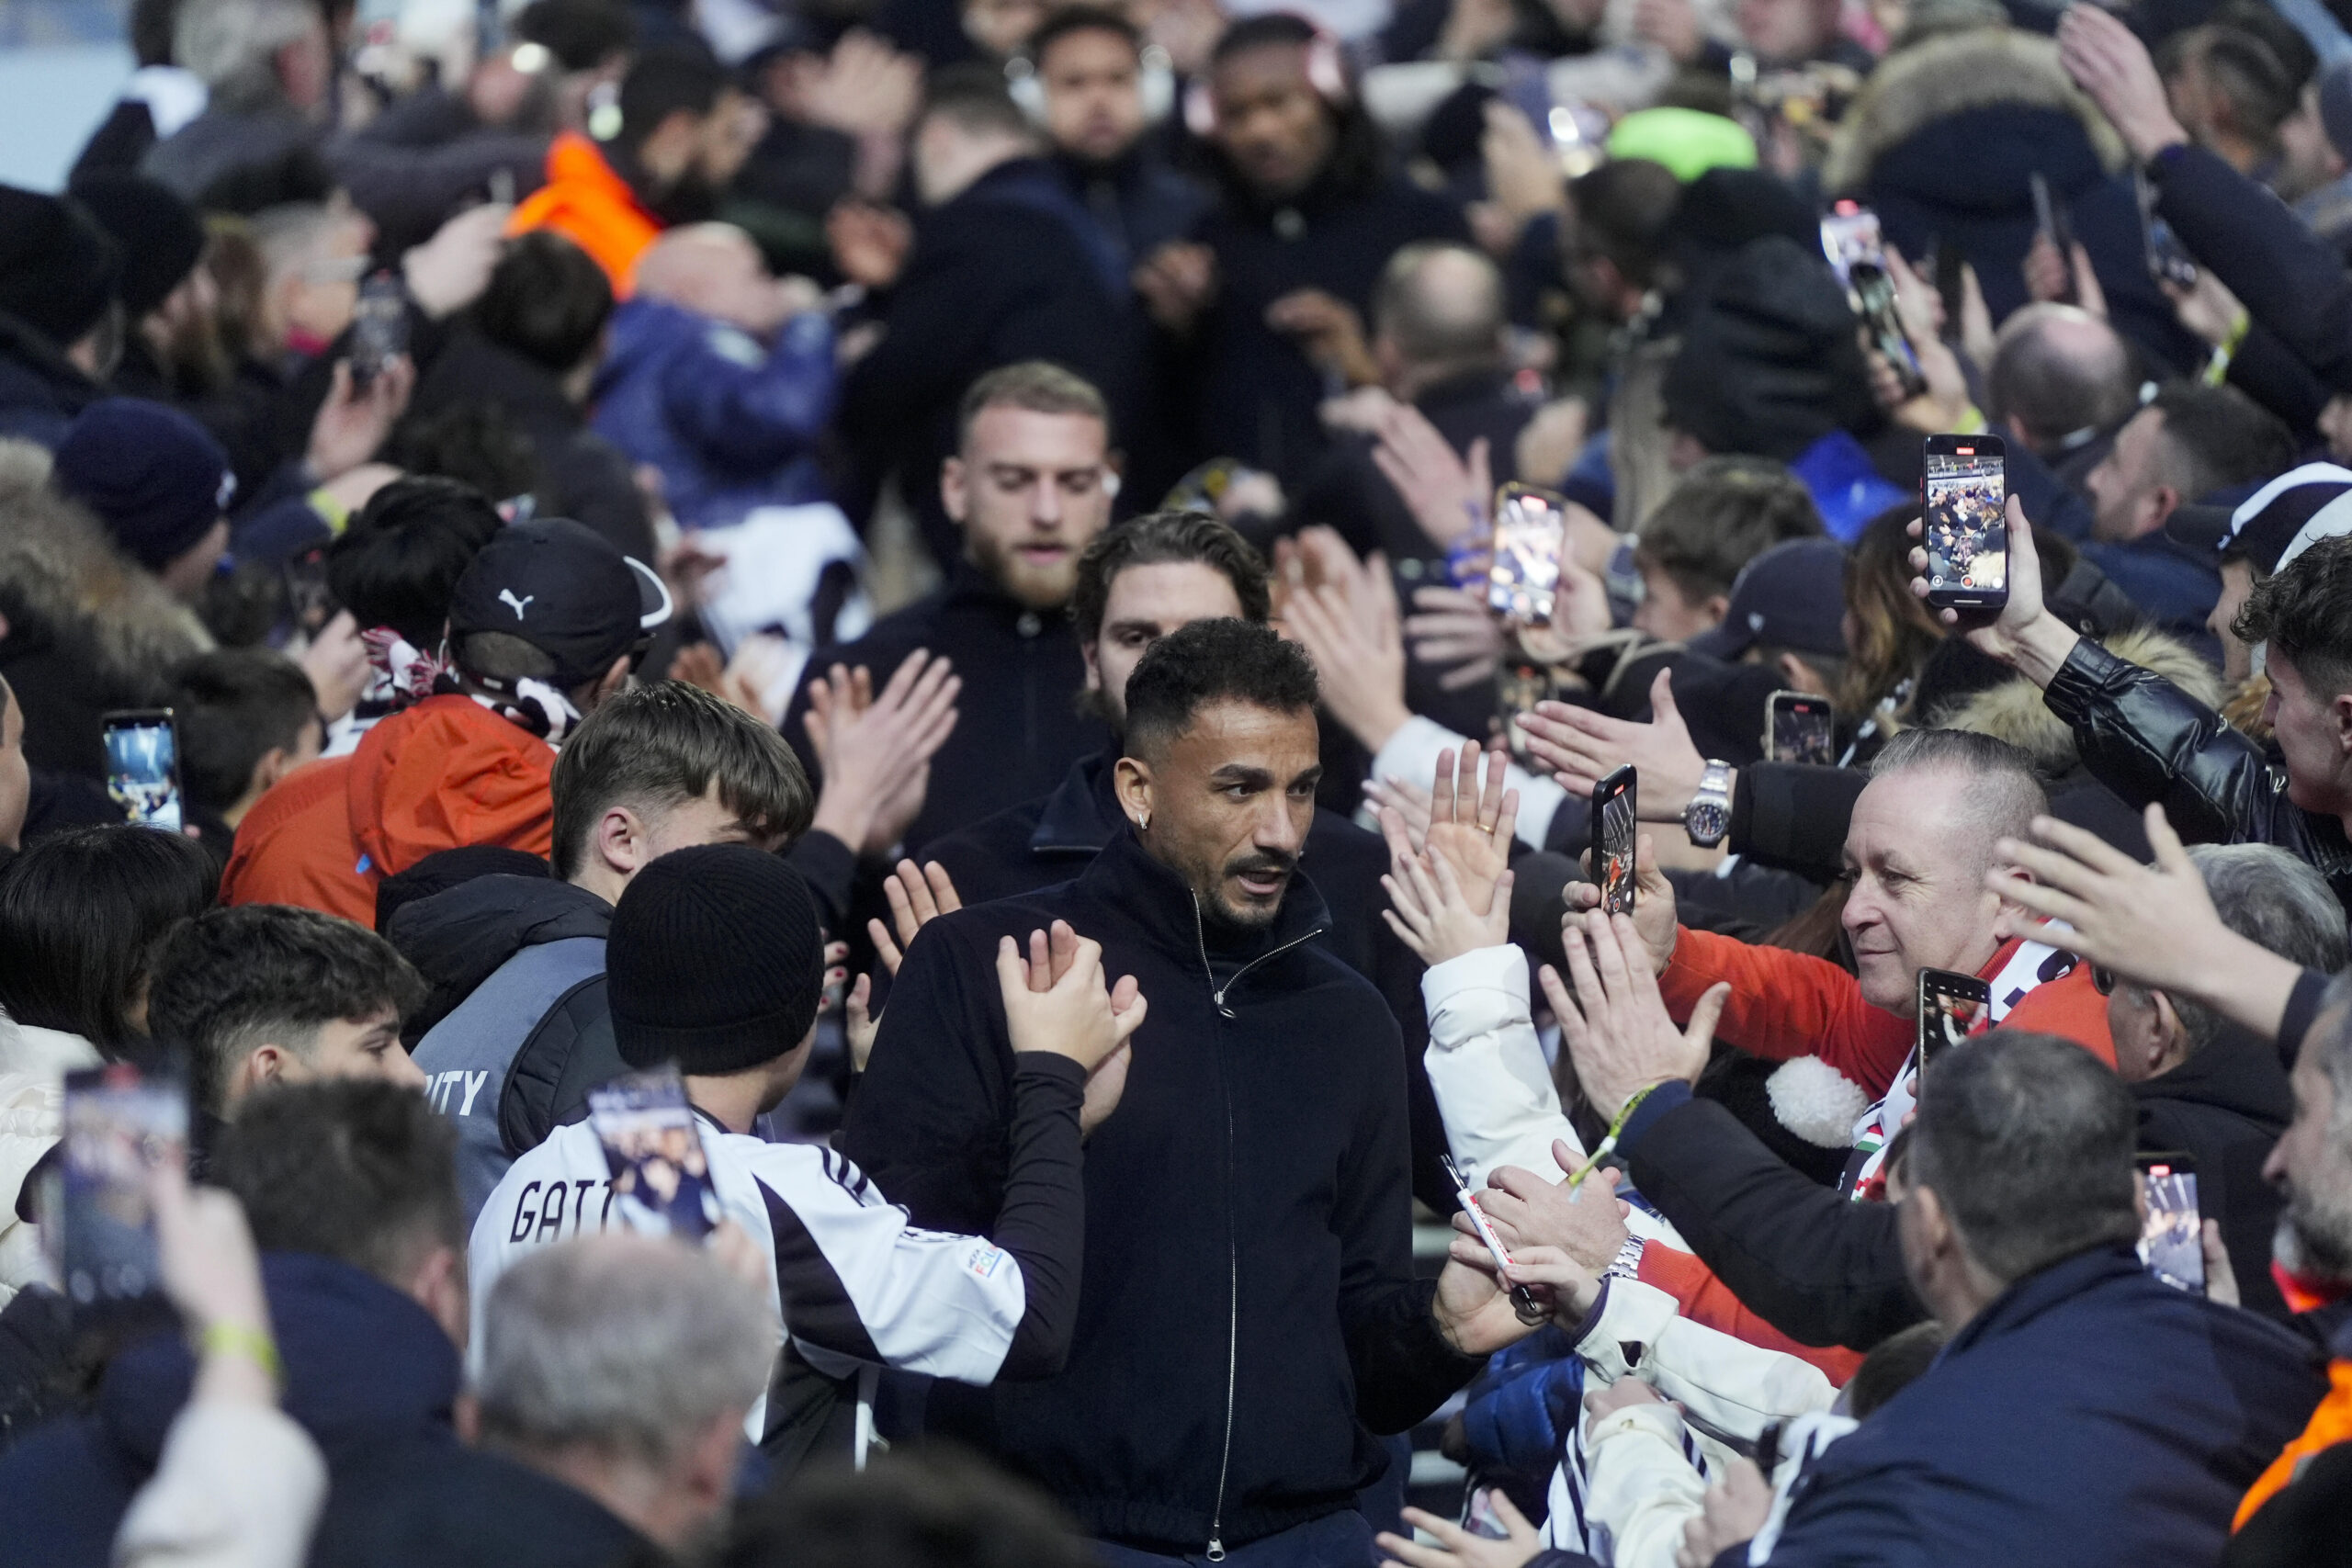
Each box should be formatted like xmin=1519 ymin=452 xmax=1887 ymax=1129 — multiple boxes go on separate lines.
xmin=2043 ymin=638 xmax=2352 ymax=916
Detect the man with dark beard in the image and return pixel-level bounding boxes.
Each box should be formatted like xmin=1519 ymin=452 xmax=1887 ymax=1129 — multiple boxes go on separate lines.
xmin=840 ymin=616 xmax=1535 ymax=1565
xmin=507 ymin=41 xmax=761 ymax=294
xmin=1032 ymin=7 xmax=1207 ymax=275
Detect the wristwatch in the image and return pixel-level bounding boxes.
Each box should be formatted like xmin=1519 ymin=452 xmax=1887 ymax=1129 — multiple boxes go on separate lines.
xmin=1681 ymin=761 xmax=1733 ymax=848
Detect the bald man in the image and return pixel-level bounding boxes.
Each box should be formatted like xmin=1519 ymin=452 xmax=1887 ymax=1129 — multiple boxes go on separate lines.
xmin=591 ymin=222 xmax=839 ymax=529
xmin=1291 ymin=242 xmax=1537 ymax=567
xmin=1985 ymin=304 xmax=2142 ymax=491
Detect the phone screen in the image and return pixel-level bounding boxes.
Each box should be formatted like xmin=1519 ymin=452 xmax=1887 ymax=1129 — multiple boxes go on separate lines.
xmin=588 ymin=1067 xmax=718 ymax=1241
xmin=1594 ymin=764 xmax=1637 ymax=916
xmin=1922 ymin=442 xmax=2008 ymax=609
xmin=1914 ymin=969 xmax=1988 ymax=1096
xmin=1768 ymin=693 xmax=1836 ymax=765
xmin=103 ymin=712 xmax=182 ymax=831
xmin=2138 ymin=1156 xmax=2203 ymax=1292
xmin=1821 ymin=205 xmax=1924 ymax=395
xmin=1487 ymin=484 xmax=1566 ymax=622
xmin=350 ymin=274 xmax=409 ymax=387
xmin=44 ymin=1063 xmax=187 ymax=1319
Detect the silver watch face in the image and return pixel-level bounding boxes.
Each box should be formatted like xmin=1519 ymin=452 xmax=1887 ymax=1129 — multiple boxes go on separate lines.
xmin=1685 ymin=799 xmax=1728 ymax=842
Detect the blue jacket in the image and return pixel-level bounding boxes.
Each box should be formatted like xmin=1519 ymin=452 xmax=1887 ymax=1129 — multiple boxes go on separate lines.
xmin=591 ymin=298 xmax=835 ymax=530
xmin=0 ymin=1251 xmax=461 ymax=1568
xmin=1739 ymin=1246 xmax=2324 ymax=1568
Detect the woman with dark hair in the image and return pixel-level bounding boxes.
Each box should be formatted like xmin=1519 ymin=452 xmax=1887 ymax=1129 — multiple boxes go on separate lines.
xmin=0 ymin=825 xmax=216 ymax=1306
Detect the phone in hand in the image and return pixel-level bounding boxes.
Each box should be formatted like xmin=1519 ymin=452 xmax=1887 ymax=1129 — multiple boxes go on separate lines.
xmin=1487 ymin=483 xmax=1568 ymax=623
xmin=1442 ymin=1155 xmax=1547 ymax=1325
xmin=1820 ymin=201 xmax=1925 ymax=399
xmin=2136 ymin=1152 xmax=2203 ymax=1292
xmin=41 ymin=1062 xmax=187 ymax=1325
xmin=1920 ymin=434 xmax=2009 ymax=614
xmin=2029 ymin=173 xmax=2078 ymax=305
xmin=350 ymin=273 xmax=409 ymax=388
xmin=1766 ymin=690 xmax=1836 ymax=765
xmin=1497 ymin=663 xmax=1555 ymax=770
xmin=588 ymin=1066 xmax=718 ymax=1241
xmin=2135 ymin=170 xmax=2198 ymax=288
xmin=1913 ymin=967 xmax=1989 ymax=1098
xmin=103 ymin=709 xmax=182 ymax=832
xmin=1592 ymin=763 xmax=1637 ymax=917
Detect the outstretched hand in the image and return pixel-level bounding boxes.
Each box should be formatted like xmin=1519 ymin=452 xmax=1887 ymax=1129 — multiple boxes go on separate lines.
xmin=1541 ymin=908 xmax=1724 ymax=1122
xmin=1380 ymin=807 xmax=1513 ymax=967
xmin=1521 ymin=669 xmax=1705 ymax=818
xmin=1426 ymin=742 xmax=1519 ymax=902
xmin=807 ymin=649 xmax=962 ymax=854
xmin=995 ymin=921 xmax=1146 ymax=1134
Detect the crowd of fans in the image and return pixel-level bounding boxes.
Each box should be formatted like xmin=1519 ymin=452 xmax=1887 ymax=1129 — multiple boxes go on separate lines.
xmin=7 ymin=0 xmax=2352 ymax=1558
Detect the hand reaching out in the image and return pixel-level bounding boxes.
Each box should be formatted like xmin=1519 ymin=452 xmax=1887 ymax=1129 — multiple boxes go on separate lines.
xmin=1379 ymin=807 xmax=1513 ymax=967
xmin=306 ymin=355 xmax=414 ymax=483
xmin=1520 ymin=669 xmax=1706 ymax=818
xmin=1363 ymin=772 xmax=1434 ymax=851
xmin=994 ymin=919 xmax=1147 ymax=1134
xmin=1283 ymin=567 xmax=1412 ymax=754
xmin=1905 ymin=497 xmax=2083 ymax=686
xmin=1405 ymin=583 xmax=1509 ymax=692
xmin=1372 ymin=399 xmax=1491 ymax=551
xmin=1425 ymin=741 xmax=1519 ymax=907
xmin=806 ymin=649 xmax=961 ymax=855
xmin=1541 ymin=907 xmax=1724 ymax=1121
xmin=1374 ymin=1495 xmax=1544 ymax=1568
xmin=867 ymin=858 xmax=963 ymax=976
xmin=2058 ymin=4 xmax=2191 ymax=162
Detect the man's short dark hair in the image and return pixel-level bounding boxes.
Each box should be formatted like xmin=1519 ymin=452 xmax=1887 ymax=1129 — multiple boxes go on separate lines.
xmin=1071 ymin=512 xmax=1270 ymax=645
xmin=921 ymin=62 xmax=1035 ymax=143
xmin=1909 ymin=1031 xmax=2141 ymax=1283
xmin=613 ymin=40 xmax=727 ymax=154
xmin=1123 ymin=618 xmax=1317 ymax=761
xmin=1030 ymin=4 xmax=1138 ymax=62
xmin=146 ymin=905 xmax=425 ymax=1116
xmin=722 ymin=1449 xmax=1095 ymax=1568
xmin=1635 ymin=457 xmax=1824 ymax=605
xmin=0 ymin=826 xmax=216 ymax=1049
xmin=2237 ymin=533 xmax=2352 ymax=697
xmin=1985 ymin=306 xmax=2139 ymax=452
xmin=549 ymin=680 xmax=814 ymax=879
xmin=327 ymin=476 xmax=505 ymax=648
xmin=1568 ymin=157 xmax=1681 ymax=291
xmin=476 ymin=230 xmax=614 ymax=375
xmin=213 ymin=1080 xmax=464 ymax=1285
xmin=2145 ymin=383 xmax=2297 ymax=503
xmin=956 ymin=360 xmax=1110 ymax=452
xmin=171 ymin=649 xmax=318 ymax=816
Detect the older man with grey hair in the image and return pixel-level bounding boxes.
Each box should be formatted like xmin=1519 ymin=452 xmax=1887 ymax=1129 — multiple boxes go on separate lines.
xmin=143 ymin=0 xmax=332 ymax=200
xmin=472 ymin=1234 xmax=776 ymax=1561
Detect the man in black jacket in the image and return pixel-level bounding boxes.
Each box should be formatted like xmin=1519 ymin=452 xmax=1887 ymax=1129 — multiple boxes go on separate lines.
xmin=786 ymin=362 xmax=1116 ymax=853
xmin=839 ymin=619 xmax=1534 ymax=1563
xmin=922 ymin=510 xmax=1452 ymax=1209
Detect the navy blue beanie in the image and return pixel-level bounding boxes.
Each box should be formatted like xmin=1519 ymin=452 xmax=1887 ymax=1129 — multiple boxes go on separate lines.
xmin=53 ymin=398 xmax=233 ymax=572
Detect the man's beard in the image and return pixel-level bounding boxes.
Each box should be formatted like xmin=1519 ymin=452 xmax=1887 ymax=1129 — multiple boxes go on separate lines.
xmin=2277 ymin=1179 xmax=2352 ymax=1283
xmin=1195 ymin=850 xmax=1296 ymax=942
xmin=967 ymin=529 xmax=1076 ymax=609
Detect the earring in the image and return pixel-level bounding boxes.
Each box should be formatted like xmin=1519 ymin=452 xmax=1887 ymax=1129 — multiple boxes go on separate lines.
xmin=1136 ymin=811 xmax=1150 ymax=832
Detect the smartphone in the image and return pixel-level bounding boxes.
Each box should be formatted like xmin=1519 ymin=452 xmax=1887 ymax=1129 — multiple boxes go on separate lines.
xmin=349 ymin=273 xmax=409 ymax=388
xmin=2136 ymin=1153 xmax=2203 ymax=1293
xmin=1932 ymin=238 xmax=1967 ymax=340
xmin=41 ymin=1063 xmax=187 ymax=1323
xmin=103 ymin=709 xmax=182 ymax=832
xmin=1766 ymin=691 xmax=1836 ymax=766
xmin=1497 ymin=663 xmax=1555 ymax=770
xmin=1464 ymin=1486 xmax=1514 ymax=1541
xmin=2029 ymin=173 xmax=2078 ymax=306
xmin=1487 ymin=483 xmax=1568 ymax=623
xmin=1819 ymin=202 xmax=1926 ymax=399
xmin=588 ymin=1066 xmax=718 ymax=1241
xmin=1920 ymin=434 xmax=2009 ymax=613
xmin=2135 ymin=170 xmax=2197 ymax=288
xmin=283 ymin=544 xmax=334 ymax=637
xmin=1913 ymin=968 xmax=1989 ymax=1097
xmin=1592 ymin=763 xmax=1637 ymax=916
xmin=1442 ymin=1155 xmax=1546 ymax=1325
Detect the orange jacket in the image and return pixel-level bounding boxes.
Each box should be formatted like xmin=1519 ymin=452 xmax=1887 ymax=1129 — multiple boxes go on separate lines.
xmin=220 ymin=696 xmax=556 ymax=925
xmin=505 ymin=131 xmax=659 ymax=297
xmin=2238 ymin=1358 xmax=2352 ymax=1529
xmin=1637 ymin=1240 xmax=1868 ymax=1385
xmin=1656 ymin=927 xmax=2114 ymax=1099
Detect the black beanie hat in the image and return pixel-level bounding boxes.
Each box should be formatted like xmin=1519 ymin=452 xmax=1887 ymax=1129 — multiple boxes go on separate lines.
xmin=0 ymin=186 xmax=122 ymax=349
xmin=609 ymin=844 xmax=824 ymax=1076
xmin=1661 ymin=233 xmax=1874 ymax=463
xmin=53 ymin=398 xmax=234 ymax=572
xmin=71 ymin=174 xmax=206 ymax=321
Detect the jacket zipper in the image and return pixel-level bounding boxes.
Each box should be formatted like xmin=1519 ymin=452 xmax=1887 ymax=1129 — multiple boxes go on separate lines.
xmin=1193 ymin=897 xmax=1324 ymax=1561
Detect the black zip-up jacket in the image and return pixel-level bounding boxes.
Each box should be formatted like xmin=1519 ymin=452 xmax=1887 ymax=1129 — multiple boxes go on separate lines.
xmin=781 ymin=562 xmax=1110 ymax=855
xmin=837 ymin=828 xmax=1483 ymax=1553
xmin=2043 ymin=637 xmax=2352 ymax=919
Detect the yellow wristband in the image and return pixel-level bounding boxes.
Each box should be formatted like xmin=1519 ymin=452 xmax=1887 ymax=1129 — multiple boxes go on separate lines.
xmin=200 ymin=1321 xmax=282 ymax=1383
xmin=1564 ymin=1082 xmax=1665 ymax=1195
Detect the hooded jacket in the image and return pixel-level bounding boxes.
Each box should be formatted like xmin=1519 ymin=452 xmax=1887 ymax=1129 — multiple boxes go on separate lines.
xmin=591 ymin=298 xmax=835 ymax=531
xmin=391 ymin=874 xmax=622 ymax=1224
xmin=0 ymin=1250 xmax=460 ymax=1568
xmin=838 ymin=829 xmax=1484 ymax=1553
xmin=1746 ymin=1246 xmax=2322 ymax=1568
xmin=220 ymin=694 xmax=557 ymax=926
xmin=505 ymin=131 xmax=660 ymax=297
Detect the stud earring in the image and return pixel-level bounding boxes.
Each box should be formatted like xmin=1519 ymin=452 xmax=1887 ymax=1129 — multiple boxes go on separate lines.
xmin=1136 ymin=811 xmax=1150 ymax=832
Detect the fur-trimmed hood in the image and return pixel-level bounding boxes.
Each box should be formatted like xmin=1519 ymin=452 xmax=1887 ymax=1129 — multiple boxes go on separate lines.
xmin=1824 ymin=28 xmax=2128 ymax=195
xmin=1937 ymin=625 xmax=2220 ymax=773
xmin=0 ymin=440 xmax=211 ymax=695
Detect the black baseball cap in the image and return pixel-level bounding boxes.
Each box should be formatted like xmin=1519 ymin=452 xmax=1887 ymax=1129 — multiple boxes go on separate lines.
xmin=1686 ymin=537 xmax=1849 ymax=661
xmin=2164 ymin=463 xmax=2352 ymax=572
xmin=447 ymin=518 xmax=671 ymax=688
